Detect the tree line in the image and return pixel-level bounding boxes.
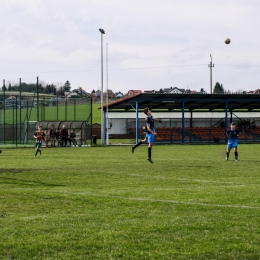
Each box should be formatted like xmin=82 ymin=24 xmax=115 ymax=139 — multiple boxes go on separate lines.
xmin=1 ymin=80 xmax=72 ymax=96
xmin=1 ymin=80 xmax=232 ymax=96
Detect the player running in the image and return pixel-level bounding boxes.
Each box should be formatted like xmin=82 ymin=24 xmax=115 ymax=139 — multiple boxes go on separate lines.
xmin=33 ymin=125 xmax=45 ymax=157
xmin=132 ymin=107 xmax=163 ymax=163
xmin=226 ymin=122 xmax=239 ymax=161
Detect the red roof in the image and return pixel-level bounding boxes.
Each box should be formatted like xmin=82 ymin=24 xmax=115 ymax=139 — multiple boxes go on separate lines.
xmin=128 ymin=90 xmax=142 ymax=95
xmin=99 ymin=93 xmax=141 ymax=109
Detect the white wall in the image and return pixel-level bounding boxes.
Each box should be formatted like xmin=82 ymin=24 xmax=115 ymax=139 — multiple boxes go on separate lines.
xmin=105 ymin=112 xmax=260 ymax=134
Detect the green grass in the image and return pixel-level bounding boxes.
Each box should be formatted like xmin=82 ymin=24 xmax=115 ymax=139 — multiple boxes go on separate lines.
xmin=0 ymin=103 xmax=93 ymax=124
xmin=1 ymin=144 xmax=260 ymax=259
xmin=92 ymin=103 xmax=101 ymax=124
xmin=1 ymin=103 xmax=99 ymax=124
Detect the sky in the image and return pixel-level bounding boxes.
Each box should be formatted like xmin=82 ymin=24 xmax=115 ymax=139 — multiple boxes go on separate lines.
xmin=0 ymin=0 xmax=260 ymax=94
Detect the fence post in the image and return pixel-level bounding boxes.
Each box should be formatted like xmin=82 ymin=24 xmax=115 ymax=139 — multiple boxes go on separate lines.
xmin=3 ymin=79 xmax=6 ymax=144
xmin=19 ymin=78 xmax=22 ymax=144
xmin=36 ymin=77 xmax=39 ymax=122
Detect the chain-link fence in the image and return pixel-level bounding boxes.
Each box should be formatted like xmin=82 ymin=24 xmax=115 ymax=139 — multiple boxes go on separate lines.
xmin=0 ymin=91 xmax=92 ymax=145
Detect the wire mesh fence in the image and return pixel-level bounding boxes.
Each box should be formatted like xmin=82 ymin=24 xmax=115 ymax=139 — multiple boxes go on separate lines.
xmin=0 ymin=79 xmax=92 ymax=145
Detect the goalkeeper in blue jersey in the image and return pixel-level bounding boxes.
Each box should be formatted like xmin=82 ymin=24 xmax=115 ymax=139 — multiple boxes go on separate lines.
xmin=131 ymin=107 xmax=163 ymax=164
xmin=226 ymin=122 xmax=239 ymax=161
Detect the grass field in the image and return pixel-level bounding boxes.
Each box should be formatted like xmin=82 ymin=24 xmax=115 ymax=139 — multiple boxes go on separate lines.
xmin=1 ymin=144 xmax=260 ymax=259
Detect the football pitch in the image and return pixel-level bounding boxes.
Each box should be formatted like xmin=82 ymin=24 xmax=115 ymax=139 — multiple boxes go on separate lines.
xmin=1 ymin=144 xmax=260 ymax=259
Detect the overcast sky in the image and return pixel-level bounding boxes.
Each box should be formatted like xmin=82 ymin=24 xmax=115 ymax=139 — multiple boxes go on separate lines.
xmin=0 ymin=0 xmax=260 ymax=94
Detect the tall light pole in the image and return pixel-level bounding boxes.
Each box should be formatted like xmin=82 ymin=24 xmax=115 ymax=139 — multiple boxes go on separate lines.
xmin=208 ymin=54 xmax=214 ymax=94
xmin=99 ymin=28 xmax=105 ymax=145
xmin=106 ymin=43 xmax=109 ymax=145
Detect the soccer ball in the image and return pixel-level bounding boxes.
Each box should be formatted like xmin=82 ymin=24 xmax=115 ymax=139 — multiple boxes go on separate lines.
xmin=225 ymin=38 xmax=231 ymax=44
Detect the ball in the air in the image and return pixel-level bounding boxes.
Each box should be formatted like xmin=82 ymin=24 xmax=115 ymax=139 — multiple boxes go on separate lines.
xmin=225 ymin=38 xmax=231 ymax=44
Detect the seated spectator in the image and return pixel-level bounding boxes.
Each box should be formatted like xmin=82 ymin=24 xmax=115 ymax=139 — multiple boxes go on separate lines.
xmin=220 ymin=119 xmax=225 ymax=128
xmin=246 ymin=118 xmax=250 ymax=129
xmin=55 ymin=129 xmax=61 ymax=146
xmin=250 ymin=119 xmax=256 ymax=129
xmin=69 ymin=129 xmax=78 ymax=147
xmin=239 ymin=119 xmax=246 ymax=132
xmin=44 ymin=129 xmax=50 ymax=147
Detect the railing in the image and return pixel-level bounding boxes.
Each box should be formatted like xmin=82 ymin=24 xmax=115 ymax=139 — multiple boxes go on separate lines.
xmin=109 ymin=126 xmax=260 ymax=144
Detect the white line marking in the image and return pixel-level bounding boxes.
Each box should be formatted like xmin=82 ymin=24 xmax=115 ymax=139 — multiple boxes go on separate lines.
xmin=128 ymin=174 xmax=252 ymax=185
xmin=61 ymin=191 xmax=260 ymax=210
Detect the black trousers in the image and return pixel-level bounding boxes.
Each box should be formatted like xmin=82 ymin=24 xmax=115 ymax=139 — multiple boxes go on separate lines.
xmin=61 ymin=137 xmax=67 ymax=147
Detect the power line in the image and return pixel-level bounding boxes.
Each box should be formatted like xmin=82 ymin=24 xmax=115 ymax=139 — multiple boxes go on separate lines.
xmin=109 ymin=64 xmax=207 ymax=70
xmin=1 ymin=63 xmax=260 ymax=75
xmin=0 ymin=54 xmax=207 ymax=65
xmin=0 ymin=64 xmax=208 ymax=75
xmin=1 ymin=52 xmax=260 ymax=66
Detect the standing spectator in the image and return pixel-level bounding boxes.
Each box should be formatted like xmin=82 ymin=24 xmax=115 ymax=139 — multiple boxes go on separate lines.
xmin=44 ymin=129 xmax=50 ymax=147
xmin=60 ymin=125 xmax=68 ymax=147
xmin=69 ymin=129 xmax=78 ymax=147
xmin=49 ymin=124 xmax=57 ymax=147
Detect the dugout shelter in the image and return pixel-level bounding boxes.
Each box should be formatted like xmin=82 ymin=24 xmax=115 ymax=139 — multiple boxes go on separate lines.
xmin=36 ymin=121 xmax=91 ymax=146
xmin=101 ymin=93 xmax=260 ymax=144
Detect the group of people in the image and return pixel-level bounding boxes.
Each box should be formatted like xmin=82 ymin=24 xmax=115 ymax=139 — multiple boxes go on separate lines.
xmin=33 ymin=109 xmax=241 ymax=162
xmin=239 ymin=118 xmax=256 ymax=131
xmin=33 ymin=124 xmax=78 ymax=157
xmin=131 ymin=107 xmax=240 ymax=163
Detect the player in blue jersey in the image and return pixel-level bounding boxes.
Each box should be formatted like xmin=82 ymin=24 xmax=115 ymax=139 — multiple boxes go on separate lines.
xmin=131 ymin=107 xmax=163 ymax=163
xmin=226 ymin=122 xmax=239 ymax=161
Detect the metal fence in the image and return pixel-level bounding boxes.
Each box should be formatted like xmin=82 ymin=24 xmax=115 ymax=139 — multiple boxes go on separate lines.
xmin=0 ymin=93 xmax=92 ymax=145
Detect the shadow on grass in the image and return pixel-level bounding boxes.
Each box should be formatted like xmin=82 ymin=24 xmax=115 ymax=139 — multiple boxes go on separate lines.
xmin=176 ymin=165 xmax=212 ymax=167
xmin=0 ymin=176 xmax=65 ymax=187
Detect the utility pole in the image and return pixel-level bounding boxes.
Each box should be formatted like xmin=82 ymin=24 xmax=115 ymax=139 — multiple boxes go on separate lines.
xmin=106 ymin=43 xmax=109 ymax=145
xmin=99 ymin=28 xmax=105 ymax=145
xmin=208 ymin=54 xmax=214 ymax=94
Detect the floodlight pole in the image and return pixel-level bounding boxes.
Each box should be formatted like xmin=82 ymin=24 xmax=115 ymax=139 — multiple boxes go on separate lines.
xmin=99 ymin=28 xmax=105 ymax=145
xmin=106 ymin=43 xmax=109 ymax=145
xmin=208 ymin=54 xmax=214 ymax=94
